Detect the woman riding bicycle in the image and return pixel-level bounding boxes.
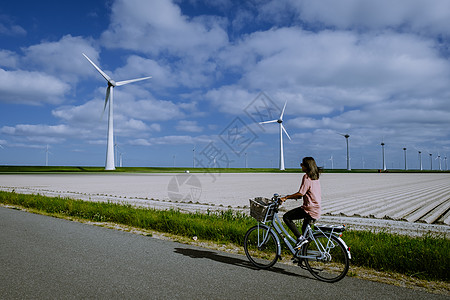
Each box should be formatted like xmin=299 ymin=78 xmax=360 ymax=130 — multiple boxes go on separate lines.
xmin=279 ymin=157 xmax=321 ymax=249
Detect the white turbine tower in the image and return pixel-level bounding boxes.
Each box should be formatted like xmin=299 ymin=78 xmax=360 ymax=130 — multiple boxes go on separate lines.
xmin=381 ymin=140 xmax=386 ymax=171
xmin=83 ymin=53 xmax=151 ymax=170
xmin=329 ymin=155 xmax=334 ymax=170
xmin=45 ymin=144 xmax=52 ymax=167
xmin=403 ymin=147 xmax=407 ymax=170
xmin=339 ymin=133 xmax=351 ymax=171
xmin=259 ymin=101 xmax=291 ymax=170
xmin=436 ymin=153 xmax=442 ymax=171
xmin=418 ymin=150 xmax=423 ymax=171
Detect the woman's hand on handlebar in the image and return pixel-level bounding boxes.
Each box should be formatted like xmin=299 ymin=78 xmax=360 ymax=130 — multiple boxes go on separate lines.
xmin=278 ymin=197 xmax=287 ymax=204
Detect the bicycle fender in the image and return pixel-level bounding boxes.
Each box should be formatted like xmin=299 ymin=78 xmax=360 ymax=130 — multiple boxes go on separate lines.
xmin=257 ymin=224 xmax=282 ymax=257
xmin=334 ymin=235 xmax=352 ymax=260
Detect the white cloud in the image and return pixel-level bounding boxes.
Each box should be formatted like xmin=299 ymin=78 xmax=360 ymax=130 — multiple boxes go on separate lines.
xmin=0 ymin=18 xmax=26 ymax=36
xmin=205 ymin=86 xmax=256 ymax=114
xmin=273 ymin=0 xmax=450 ymax=36
xmin=52 ymin=99 xmax=103 ymax=126
xmin=21 ymin=35 xmax=98 ymax=81
xmin=0 ymin=124 xmax=89 ymax=145
xmin=129 ymin=138 xmax=152 ymax=146
xmin=176 ymin=120 xmax=203 ymax=133
xmin=0 ymin=68 xmax=70 ymax=104
xmin=0 ymin=50 xmax=19 ymax=68
xmin=114 ymin=55 xmax=175 ymax=90
xmin=150 ymin=135 xmax=195 ymax=145
xmin=101 ymin=0 xmax=228 ymax=58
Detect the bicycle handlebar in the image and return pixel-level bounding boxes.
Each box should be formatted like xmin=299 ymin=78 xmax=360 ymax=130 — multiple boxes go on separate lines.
xmin=270 ymin=193 xmax=283 ymax=210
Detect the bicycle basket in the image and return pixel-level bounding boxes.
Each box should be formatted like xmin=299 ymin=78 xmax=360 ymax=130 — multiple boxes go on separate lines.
xmin=249 ymin=197 xmax=273 ymax=222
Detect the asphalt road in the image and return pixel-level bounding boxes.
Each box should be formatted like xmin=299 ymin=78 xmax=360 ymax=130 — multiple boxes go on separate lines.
xmin=0 ymin=206 xmax=446 ymax=299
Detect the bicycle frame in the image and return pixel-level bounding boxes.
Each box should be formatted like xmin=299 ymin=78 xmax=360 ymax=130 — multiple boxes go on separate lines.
xmin=258 ymin=201 xmax=351 ymax=261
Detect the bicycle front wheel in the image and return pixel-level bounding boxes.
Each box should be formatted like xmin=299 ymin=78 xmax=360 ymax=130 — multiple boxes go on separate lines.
xmin=302 ymin=233 xmax=349 ymax=282
xmin=244 ymin=225 xmax=279 ymax=269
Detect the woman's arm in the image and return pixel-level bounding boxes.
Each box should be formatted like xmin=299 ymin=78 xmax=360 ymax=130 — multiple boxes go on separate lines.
xmin=280 ymin=192 xmax=303 ymax=203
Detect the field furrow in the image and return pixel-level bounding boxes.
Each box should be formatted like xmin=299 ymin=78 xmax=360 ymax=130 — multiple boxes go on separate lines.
xmin=1 ymin=173 xmax=449 ymax=229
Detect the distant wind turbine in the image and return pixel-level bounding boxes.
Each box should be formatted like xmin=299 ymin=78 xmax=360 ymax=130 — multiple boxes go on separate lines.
xmin=259 ymin=101 xmax=291 ymax=170
xmin=192 ymin=146 xmax=196 ymax=168
xmin=403 ymin=148 xmax=407 ymax=170
xmin=429 ymin=152 xmax=433 ymax=170
xmin=338 ymin=133 xmax=351 ymax=171
xmin=436 ymin=153 xmax=442 ymax=171
xmin=418 ymin=150 xmax=423 ymax=171
xmin=83 ymin=53 xmax=151 ymax=170
xmin=329 ymin=155 xmax=334 ymax=170
xmin=381 ymin=140 xmax=386 ymax=171
xmin=45 ymin=144 xmax=52 ymax=167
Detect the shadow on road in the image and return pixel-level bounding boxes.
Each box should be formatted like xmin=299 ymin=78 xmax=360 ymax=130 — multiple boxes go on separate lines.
xmin=174 ymin=247 xmax=312 ymax=279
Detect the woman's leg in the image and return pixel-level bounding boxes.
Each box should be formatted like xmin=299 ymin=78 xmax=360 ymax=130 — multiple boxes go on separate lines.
xmin=301 ymin=214 xmax=315 ymax=235
xmin=283 ymin=207 xmax=307 ymax=239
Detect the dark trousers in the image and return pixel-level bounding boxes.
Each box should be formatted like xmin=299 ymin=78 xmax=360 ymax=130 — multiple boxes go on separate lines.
xmin=283 ymin=207 xmax=315 ymax=239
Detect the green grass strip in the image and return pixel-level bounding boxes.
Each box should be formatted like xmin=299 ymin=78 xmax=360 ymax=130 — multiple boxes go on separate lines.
xmin=0 ymin=191 xmax=448 ymax=281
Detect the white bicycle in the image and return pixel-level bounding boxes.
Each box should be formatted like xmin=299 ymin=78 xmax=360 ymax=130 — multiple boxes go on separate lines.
xmin=244 ymin=194 xmax=351 ymax=283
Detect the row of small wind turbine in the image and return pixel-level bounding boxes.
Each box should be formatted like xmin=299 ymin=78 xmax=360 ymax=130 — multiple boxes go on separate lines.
xmin=259 ymin=101 xmax=291 ymax=170
xmin=432 ymin=152 xmax=449 ymax=171
xmin=82 ymin=53 xmax=151 ymax=170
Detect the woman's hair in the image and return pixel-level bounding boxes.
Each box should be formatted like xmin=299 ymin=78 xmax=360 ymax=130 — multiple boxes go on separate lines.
xmin=302 ymin=157 xmax=321 ymax=180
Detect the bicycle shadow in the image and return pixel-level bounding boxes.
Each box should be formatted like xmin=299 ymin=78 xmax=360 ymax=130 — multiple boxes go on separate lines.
xmin=174 ymin=247 xmax=312 ymax=279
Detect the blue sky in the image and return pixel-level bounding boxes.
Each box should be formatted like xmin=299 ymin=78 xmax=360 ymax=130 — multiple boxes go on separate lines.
xmin=1 ymin=0 xmax=449 ymax=170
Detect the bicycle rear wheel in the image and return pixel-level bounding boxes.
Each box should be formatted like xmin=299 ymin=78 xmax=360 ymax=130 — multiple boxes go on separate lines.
xmin=244 ymin=225 xmax=279 ymax=269
xmin=302 ymin=233 xmax=349 ymax=282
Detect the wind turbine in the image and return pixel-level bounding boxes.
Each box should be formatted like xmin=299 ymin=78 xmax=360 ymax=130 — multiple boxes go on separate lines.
xmin=436 ymin=153 xmax=442 ymax=171
xmin=381 ymin=140 xmax=386 ymax=171
xmin=418 ymin=150 xmax=423 ymax=171
xmin=259 ymin=101 xmax=291 ymax=170
xmin=429 ymin=152 xmax=433 ymax=170
xmin=245 ymin=152 xmax=248 ymax=168
xmin=83 ymin=53 xmax=151 ymax=170
xmin=403 ymin=147 xmax=407 ymax=170
xmin=192 ymin=146 xmax=196 ymax=168
xmin=45 ymin=144 xmax=52 ymax=167
xmin=329 ymin=155 xmax=334 ymax=170
xmin=338 ymin=133 xmax=351 ymax=171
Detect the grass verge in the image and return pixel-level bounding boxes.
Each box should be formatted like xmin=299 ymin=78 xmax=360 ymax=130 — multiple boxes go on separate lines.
xmin=0 ymin=190 xmax=448 ymax=283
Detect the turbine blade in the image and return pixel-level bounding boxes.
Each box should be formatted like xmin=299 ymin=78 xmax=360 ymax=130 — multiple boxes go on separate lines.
xmin=280 ymin=100 xmax=287 ymax=120
xmin=281 ymin=124 xmax=291 ymax=140
xmin=82 ymin=53 xmax=112 ymax=82
xmin=259 ymin=120 xmax=278 ymax=124
xmin=116 ymin=76 xmax=152 ymax=86
xmin=101 ymin=86 xmax=111 ymax=119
